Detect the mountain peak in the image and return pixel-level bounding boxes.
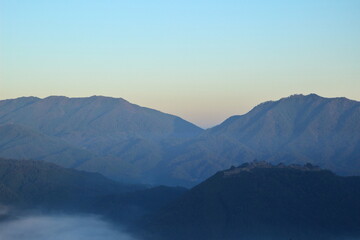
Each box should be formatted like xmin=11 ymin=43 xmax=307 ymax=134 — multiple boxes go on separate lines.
xmin=44 ymin=95 xmax=69 ymax=100
xmin=88 ymin=95 xmax=129 ymax=102
xmin=279 ymin=93 xmax=356 ymax=103
xmin=287 ymin=93 xmax=320 ymax=98
xmin=42 ymin=95 xmax=130 ymax=103
xmin=276 ymin=93 xmax=323 ymax=104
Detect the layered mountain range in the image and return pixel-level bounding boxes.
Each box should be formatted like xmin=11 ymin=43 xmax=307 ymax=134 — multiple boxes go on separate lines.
xmin=0 ymin=94 xmax=359 ymax=186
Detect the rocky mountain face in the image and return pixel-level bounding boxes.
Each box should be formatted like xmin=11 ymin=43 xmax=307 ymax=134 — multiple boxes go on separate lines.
xmin=140 ymin=162 xmax=360 ymax=240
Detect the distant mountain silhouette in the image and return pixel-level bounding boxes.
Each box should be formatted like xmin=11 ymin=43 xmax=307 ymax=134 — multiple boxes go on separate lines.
xmin=141 ymin=162 xmax=360 ymax=240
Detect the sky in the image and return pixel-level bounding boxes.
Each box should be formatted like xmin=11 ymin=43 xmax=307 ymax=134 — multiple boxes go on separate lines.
xmin=0 ymin=0 xmax=359 ymax=128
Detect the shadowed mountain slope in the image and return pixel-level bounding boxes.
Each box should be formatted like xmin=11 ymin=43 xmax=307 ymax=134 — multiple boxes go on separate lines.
xmin=0 ymin=158 xmax=140 ymax=209
xmin=0 ymin=123 xmax=100 ymax=168
xmin=0 ymin=158 xmax=186 ymax=227
xmin=141 ymin=162 xmax=360 ymax=240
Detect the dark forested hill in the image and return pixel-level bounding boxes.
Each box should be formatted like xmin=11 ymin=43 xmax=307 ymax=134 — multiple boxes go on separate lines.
xmin=141 ymin=162 xmax=360 ymax=240
xmin=0 ymin=158 xmax=138 ymax=209
xmin=0 ymin=158 xmax=186 ymax=227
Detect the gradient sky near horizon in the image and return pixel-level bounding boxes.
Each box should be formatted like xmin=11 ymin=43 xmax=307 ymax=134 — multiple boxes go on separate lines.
xmin=0 ymin=0 xmax=359 ymax=128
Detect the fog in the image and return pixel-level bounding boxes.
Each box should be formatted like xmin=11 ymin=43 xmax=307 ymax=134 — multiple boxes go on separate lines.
xmin=0 ymin=214 xmax=136 ymax=240
xmin=0 ymin=206 xmax=358 ymax=240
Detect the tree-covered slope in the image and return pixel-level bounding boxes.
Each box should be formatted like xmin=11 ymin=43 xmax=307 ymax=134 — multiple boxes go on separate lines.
xmin=0 ymin=124 xmax=100 ymax=167
xmin=141 ymin=162 xmax=360 ymax=240
xmin=0 ymin=158 xmax=138 ymax=209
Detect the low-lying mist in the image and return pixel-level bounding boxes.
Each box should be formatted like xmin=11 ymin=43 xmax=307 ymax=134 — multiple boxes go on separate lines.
xmin=0 ymin=213 xmax=136 ymax=240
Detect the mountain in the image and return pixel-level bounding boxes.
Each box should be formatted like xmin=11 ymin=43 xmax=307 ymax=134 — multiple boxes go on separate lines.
xmin=209 ymin=94 xmax=360 ymax=173
xmin=0 ymin=158 xmax=139 ymax=210
xmin=0 ymin=96 xmax=203 ymax=148
xmin=141 ymin=162 xmax=360 ymax=240
xmin=0 ymin=123 xmax=100 ymax=167
xmin=158 ymin=94 xmax=360 ymax=185
xmin=0 ymin=96 xmax=203 ymax=184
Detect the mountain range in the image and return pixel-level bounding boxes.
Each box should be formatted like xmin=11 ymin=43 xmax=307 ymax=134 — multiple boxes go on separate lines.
xmin=0 ymin=94 xmax=359 ymax=186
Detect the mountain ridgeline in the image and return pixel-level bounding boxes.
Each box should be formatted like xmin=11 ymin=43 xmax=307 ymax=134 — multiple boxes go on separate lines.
xmin=0 ymin=94 xmax=359 ymax=186
xmin=0 ymin=96 xmax=202 ymax=141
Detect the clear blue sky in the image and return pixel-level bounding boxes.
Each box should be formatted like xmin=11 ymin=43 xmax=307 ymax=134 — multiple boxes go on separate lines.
xmin=1 ymin=0 xmax=359 ymax=128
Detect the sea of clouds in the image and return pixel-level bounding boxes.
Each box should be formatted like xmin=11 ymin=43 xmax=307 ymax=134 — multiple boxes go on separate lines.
xmin=0 ymin=213 xmax=136 ymax=240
